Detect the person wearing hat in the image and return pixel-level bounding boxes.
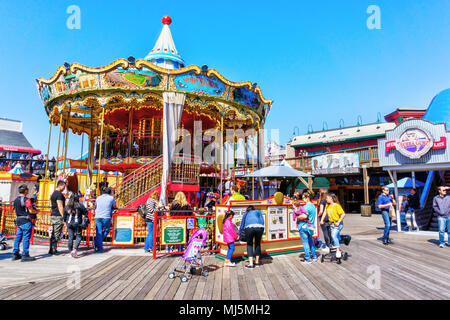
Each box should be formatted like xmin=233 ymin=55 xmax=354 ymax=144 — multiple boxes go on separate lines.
xmin=224 ymin=176 xmax=234 ymax=196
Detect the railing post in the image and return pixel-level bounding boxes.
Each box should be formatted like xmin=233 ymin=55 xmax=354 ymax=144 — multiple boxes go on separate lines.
xmin=152 ymin=214 xmax=158 ymax=260
xmin=0 ymin=203 xmax=5 ymax=234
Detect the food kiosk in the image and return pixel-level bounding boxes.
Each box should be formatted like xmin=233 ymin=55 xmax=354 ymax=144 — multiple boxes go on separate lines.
xmin=215 ymin=195 xmax=319 ymax=259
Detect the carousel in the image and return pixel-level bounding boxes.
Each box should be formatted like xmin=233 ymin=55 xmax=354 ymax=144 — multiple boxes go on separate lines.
xmin=36 ymin=16 xmax=273 ymax=209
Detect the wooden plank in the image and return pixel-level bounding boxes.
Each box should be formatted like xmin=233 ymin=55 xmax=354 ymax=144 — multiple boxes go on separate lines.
xmin=145 ymin=257 xmax=181 ymax=300
xmin=201 ymin=257 xmax=217 ymax=300
xmin=278 ymin=255 xmax=319 ymax=300
xmin=111 ymin=258 xmax=158 ymax=300
xmin=254 ymin=262 xmax=277 ymax=300
xmin=252 ymin=265 xmax=270 ymax=300
xmin=236 ymin=261 xmax=250 ymax=300
xmin=128 ymin=257 xmax=175 ymax=300
xmin=163 ymin=277 xmax=182 ymax=300
xmin=229 ymin=261 xmax=240 ymax=300
xmin=263 ymin=260 xmax=295 ymax=300
xmin=211 ymin=259 xmax=223 ymax=300
xmin=242 ymin=261 xmax=259 ymax=300
xmin=183 ymin=268 xmax=200 ymax=300
xmin=221 ymin=262 xmax=231 ymax=300
xmin=90 ymin=256 xmax=148 ymax=300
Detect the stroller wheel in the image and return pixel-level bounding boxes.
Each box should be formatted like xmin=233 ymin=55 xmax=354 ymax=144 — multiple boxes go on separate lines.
xmin=320 ymin=255 xmax=325 ymax=263
xmin=168 ymin=272 xmax=175 ymax=279
xmin=180 ymin=275 xmax=188 ymax=282
xmin=0 ymin=243 xmax=6 ymax=251
xmin=343 ymin=252 xmax=348 ymax=261
xmin=201 ymin=269 xmax=209 ymax=277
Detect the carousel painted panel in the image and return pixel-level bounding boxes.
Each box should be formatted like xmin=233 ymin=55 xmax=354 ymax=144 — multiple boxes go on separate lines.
xmin=172 ymin=72 xmax=226 ymax=97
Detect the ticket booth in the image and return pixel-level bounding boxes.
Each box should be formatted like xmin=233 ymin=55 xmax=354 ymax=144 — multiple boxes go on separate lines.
xmin=215 ymin=195 xmax=319 ymax=259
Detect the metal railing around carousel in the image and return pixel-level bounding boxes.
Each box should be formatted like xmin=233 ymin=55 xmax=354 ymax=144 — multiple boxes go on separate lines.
xmin=0 ymin=203 xmax=219 ymax=257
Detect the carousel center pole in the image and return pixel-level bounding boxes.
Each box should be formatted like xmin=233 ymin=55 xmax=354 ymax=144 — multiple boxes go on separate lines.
xmin=252 ymin=134 xmax=255 ymax=200
xmin=96 ymin=108 xmax=105 ymax=194
xmin=62 ymin=104 xmax=72 ymax=178
xmin=54 ymin=111 xmax=63 ymax=185
xmin=44 ymin=121 xmax=52 ymax=178
xmin=219 ymin=115 xmax=224 ymax=203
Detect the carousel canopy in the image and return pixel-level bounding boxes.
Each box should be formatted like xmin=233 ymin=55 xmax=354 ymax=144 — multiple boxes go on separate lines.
xmin=245 ymin=165 xmax=313 ymax=178
xmin=144 ymin=16 xmax=185 ymax=69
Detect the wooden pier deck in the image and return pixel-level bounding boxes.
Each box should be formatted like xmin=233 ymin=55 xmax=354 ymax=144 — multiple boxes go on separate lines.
xmin=0 ymin=234 xmax=449 ymax=300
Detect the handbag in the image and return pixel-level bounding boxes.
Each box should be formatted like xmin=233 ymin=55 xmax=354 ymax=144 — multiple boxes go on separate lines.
xmin=80 ymin=215 xmax=90 ymax=229
xmin=239 ymin=215 xmax=247 ymax=242
xmin=389 ymin=205 xmax=396 ymax=219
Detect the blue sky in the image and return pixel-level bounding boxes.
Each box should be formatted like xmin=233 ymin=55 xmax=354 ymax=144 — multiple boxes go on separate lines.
xmin=1 ymin=0 xmax=450 ymax=158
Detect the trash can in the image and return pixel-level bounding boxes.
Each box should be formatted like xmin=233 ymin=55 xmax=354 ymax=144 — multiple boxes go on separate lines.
xmin=361 ymin=204 xmax=372 ymax=217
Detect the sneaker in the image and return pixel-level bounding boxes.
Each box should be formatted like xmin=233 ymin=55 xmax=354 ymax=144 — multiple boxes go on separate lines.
xmin=21 ymin=254 xmax=36 ymax=262
xmin=224 ymin=261 xmax=236 ymax=267
xmin=71 ymin=250 xmax=78 ymax=258
xmin=11 ymin=252 xmax=22 ymax=261
xmin=312 ymin=258 xmax=318 ymax=262
xmin=439 ymin=243 xmax=445 ymax=248
xmin=387 ymin=238 xmax=394 ymax=244
xmin=245 ymin=264 xmax=255 ymax=269
xmin=301 ymin=259 xmax=312 ymax=264
xmin=335 ymin=251 xmax=342 ymax=259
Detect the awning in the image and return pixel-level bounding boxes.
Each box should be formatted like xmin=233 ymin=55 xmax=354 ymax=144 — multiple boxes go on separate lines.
xmin=0 ymin=145 xmax=41 ymax=154
xmin=244 ymin=165 xmax=313 ymax=178
xmin=295 ymin=177 xmax=330 ymax=189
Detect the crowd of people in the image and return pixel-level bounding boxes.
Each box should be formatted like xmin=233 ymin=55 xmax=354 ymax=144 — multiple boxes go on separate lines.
xmin=0 ymin=152 xmax=57 ymax=177
xmin=8 ymin=176 xmax=449 ymax=264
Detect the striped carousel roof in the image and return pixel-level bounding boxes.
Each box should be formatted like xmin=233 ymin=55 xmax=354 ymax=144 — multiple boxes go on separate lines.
xmin=144 ymin=16 xmax=185 ymax=69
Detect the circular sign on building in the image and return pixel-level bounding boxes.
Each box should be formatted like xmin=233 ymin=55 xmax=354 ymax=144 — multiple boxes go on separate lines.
xmin=396 ymin=128 xmax=433 ymax=159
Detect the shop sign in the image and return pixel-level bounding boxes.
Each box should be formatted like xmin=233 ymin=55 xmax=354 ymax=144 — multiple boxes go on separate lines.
xmin=311 ymin=153 xmax=360 ymax=175
xmin=161 ymin=219 xmax=186 ymax=245
xmin=385 ymin=128 xmax=446 ymax=159
xmin=112 ymin=215 xmax=135 ymax=245
xmin=186 ymin=218 xmax=195 ymax=230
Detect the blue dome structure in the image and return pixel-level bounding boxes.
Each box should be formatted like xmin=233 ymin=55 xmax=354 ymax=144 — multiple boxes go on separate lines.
xmin=423 ymin=88 xmax=450 ymax=128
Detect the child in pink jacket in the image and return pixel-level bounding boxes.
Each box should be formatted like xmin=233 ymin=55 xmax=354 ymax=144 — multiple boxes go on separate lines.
xmin=223 ymin=210 xmax=239 ymax=267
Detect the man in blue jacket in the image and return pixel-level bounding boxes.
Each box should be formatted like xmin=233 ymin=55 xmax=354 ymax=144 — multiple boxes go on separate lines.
xmin=432 ymin=185 xmax=450 ymax=248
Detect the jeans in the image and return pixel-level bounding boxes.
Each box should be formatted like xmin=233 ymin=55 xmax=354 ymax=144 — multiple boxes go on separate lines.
xmin=381 ymin=210 xmax=392 ymax=241
xmin=144 ymin=221 xmax=154 ymax=251
xmin=50 ymin=216 xmax=64 ymax=248
xmin=246 ymin=227 xmax=264 ymax=258
xmin=330 ymin=222 xmax=343 ymax=248
xmin=299 ymin=228 xmax=317 ymax=261
xmin=437 ymin=216 xmax=450 ymax=245
xmin=67 ymin=225 xmax=82 ymax=251
xmin=94 ymin=218 xmax=111 ymax=252
xmin=226 ymin=242 xmax=235 ymax=260
xmin=13 ymin=222 xmax=33 ymax=255
xmin=320 ymin=222 xmax=332 ymax=247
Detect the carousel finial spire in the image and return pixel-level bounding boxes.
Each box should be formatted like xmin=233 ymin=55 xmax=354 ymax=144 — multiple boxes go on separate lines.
xmin=144 ymin=16 xmax=185 ymax=69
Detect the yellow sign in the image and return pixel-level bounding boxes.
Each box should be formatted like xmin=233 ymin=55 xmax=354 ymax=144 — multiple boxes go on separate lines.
xmin=161 ymin=219 xmax=186 ymax=245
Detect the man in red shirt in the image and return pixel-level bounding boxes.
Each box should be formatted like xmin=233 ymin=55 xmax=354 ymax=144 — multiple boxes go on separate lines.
xmin=12 ymin=185 xmax=38 ymax=261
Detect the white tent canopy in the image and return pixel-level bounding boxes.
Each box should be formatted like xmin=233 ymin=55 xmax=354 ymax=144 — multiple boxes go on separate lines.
xmin=245 ymin=165 xmax=313 ymax=178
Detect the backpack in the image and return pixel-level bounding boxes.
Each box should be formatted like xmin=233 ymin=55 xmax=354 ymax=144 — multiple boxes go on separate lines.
xmin=138 ymin=204 xmax=147 ymax=219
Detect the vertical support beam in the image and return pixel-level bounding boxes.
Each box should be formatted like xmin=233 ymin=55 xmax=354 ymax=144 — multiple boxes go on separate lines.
xmin=96 ymin=108 xmax=105 ymax=194
xmin=363 ymin=166 xmax=369 ymax=204
xmin=55 ymin=112 xmax=63 ymax=184
xmin=220 ymin=116 xmax=224 ymax=203
xmin=128 ymin=107 xmax=133 ymax=157
xmin=393 ymin=170 xmax=401 ymax=232
xmin=62 ymin=104 xmax=71 ymax=177
xmin=44 ymin=121 xmax=52 ymax=178
xmin=412 ymin=171 xmax=416 ymax=189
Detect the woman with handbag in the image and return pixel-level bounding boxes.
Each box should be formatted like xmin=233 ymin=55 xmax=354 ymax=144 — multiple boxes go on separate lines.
xmin=297 ymin=192 xmax=318 ymax=264
xmin=63 ymin=192 xmax=88 ymax=258
xmin=238 ymin=205 xmax=265 ymax=268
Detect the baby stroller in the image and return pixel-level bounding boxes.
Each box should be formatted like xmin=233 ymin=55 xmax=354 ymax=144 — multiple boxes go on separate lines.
xmin=320 ymin=231 xmax=351 ymax=264
xmin=0 ymin=233 xmax=7 ymax=250
xmin=168 ymin=229 xmax=209 ymax=282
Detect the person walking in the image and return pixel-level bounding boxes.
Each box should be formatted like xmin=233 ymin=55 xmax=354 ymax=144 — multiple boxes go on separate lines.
xmin=376 ymin=186 xmax=396 ymax=245
xmin=12 ymin=185 xmax=38 ymax=261
xmin=238 ymin=205 xmax=265 ymax=268
xmin=144 ymin=191 xmax=159 ymax=253
xmin=320 ymin=193 xmax=346 ymax=259
xmin=49 ymin=180 xmax=66 ymax=255
xmin=222 ymin=210 xmax=239 ymax=267
xmin=63 ymin=192 xmax=88 ymax=258
xmin=296 ymin=193 xmax=318 ymax=264
xmin=94 ymin=187 xmax=117 ymax=253
xmin=432 ymin=185 xmax=450 ymax=248
xmin=168 ymin=191 xmax=192 ymax=252
xmin=409 ymin=188 xmax=421 ymax=210
xmin=318 ymin=191 xmax=331 ymax=249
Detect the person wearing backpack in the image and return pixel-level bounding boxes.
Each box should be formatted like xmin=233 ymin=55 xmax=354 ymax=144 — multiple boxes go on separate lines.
xmin=144 ymin=191 xmax=159 ymax=253
xmin=12 ymin=185 xmax=38 ymax=262
xmin=63 ymin=192 xmax=88 ymax=258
